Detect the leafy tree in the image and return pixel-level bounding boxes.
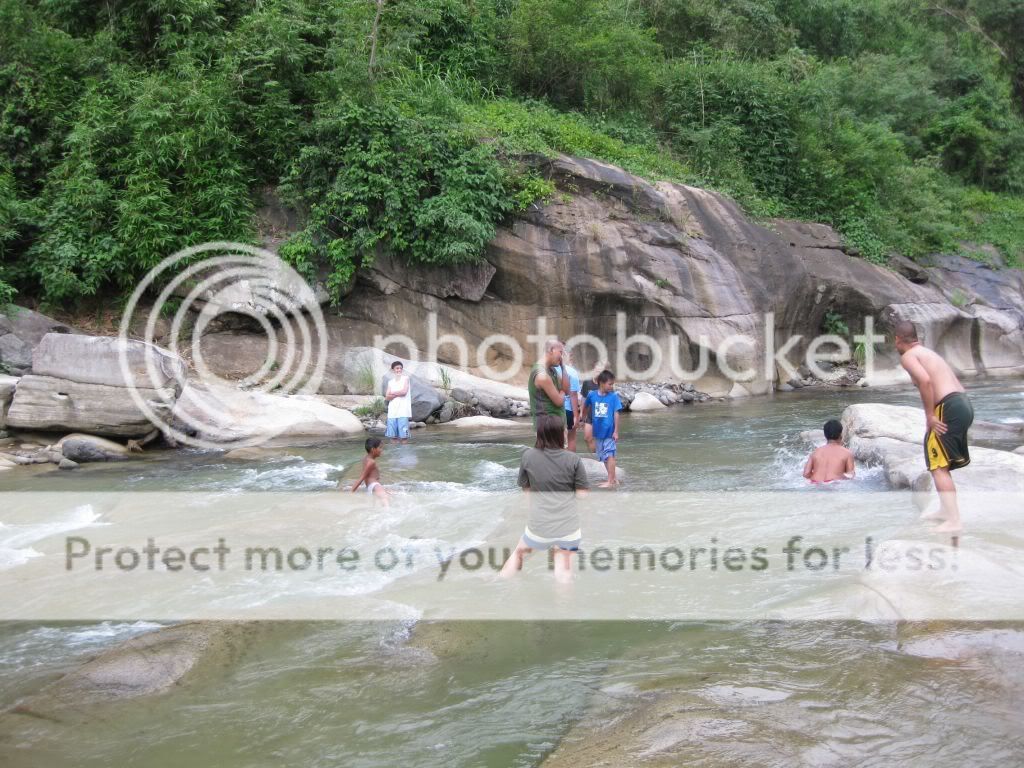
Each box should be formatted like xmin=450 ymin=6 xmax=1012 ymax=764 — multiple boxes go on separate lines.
xmin=280 ymin=102 xmax=512 ymax=300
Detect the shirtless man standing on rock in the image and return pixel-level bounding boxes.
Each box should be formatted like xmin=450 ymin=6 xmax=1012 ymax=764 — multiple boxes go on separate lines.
xmin=894 ymin=320 xmax=974 ymax=533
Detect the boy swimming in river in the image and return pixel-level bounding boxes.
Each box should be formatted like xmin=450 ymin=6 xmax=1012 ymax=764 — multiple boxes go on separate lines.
xmin=348 ymin=437 xmax=389 ymax=503
xmin=803 ymin=419 xmax=855 ymax=484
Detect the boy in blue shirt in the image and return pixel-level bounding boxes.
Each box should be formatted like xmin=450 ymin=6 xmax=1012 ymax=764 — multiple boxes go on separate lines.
xmin=582 ymin=369 xmax=622 ymax=487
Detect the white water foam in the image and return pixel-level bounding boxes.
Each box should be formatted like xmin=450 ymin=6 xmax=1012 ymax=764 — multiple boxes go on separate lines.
xmin=769 ymin=443 xmax=887 ymax=491
xmin=0 ymin=505 xmax=104 ymax=572
xmin=225 ymin=461 xmax=342 ymax=492
xmin=0 ymin=621 xmax=164 ymax=671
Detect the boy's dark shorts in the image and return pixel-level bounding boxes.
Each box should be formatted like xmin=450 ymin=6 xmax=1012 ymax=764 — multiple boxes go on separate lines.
xmin=925 ymin=391 xmax=974 ymax=472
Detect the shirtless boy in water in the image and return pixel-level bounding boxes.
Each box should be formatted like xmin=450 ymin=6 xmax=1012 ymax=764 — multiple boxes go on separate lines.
xmin=894 ymin=320 xmax=973 ymax=533
xmin=803 ymin=419 xmax=855 ymax=483
xmin=348 ymin=437 xmax=389 ymax=504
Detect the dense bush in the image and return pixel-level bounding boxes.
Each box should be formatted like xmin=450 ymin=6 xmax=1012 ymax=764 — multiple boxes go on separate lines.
xmin=279 ymin=101 xmax=512 ymax=300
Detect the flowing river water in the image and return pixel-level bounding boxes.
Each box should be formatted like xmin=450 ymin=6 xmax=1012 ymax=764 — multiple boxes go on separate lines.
xmin=1 ymin=381 xmax=1023 ymax=766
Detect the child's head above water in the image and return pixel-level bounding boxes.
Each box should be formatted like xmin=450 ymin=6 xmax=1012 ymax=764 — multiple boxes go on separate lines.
xmin=596 ymin=369 xmax=616 ymax=392
xmin=823 ymin=419 xmax=843 ymax=442
xmin=365 ymin=436 xmax=383 ymax=456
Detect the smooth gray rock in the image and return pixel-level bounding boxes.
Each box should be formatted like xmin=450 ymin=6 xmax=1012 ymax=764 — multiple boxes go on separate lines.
xmin=0 ymin=333 xmax=31 ymax=373
xmin=171 ymin=383 xmax=365 ymax=442
xmin=0 ymin=307 xmax=75 ymax=375
xmin=58 ymin=434 xmax=131 ymax=462
xmin=6 ymin=375 xmax=176 ymax=438
xmin=0 ymin=374 xmax=16 ymax=428
xmin=366 ymin=250 xmax=496 ymax=302
xmin=843 ymin=403 xmax=1024 ymax=493
xmin=629 ymin=392 xmax=667 ymax=411
xmin=439 ymin=400 xmax=456 ymax=423
xmin=32 ymin=333 xmax=186 ymax=391
xmin=384 ymin=375 xmax=443 ymax=422
xmin=5 ymin=622 xmax=258 ymax=722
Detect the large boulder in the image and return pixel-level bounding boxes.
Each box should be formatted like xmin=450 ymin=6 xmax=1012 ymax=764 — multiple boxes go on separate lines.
xmin=172 ymin=382 xmax=364 ymax=443
xmin=326 ymin=347 xmax=528 ymax=401
xmin=841 ymin=403 xmax=1024 ymax=493
xmin=450 ymin=386 xmax=513 ymax=418
xmin=5 ymin=334 xmax=186 ymax=438
xmin=6 ymin=375 xmax=177 ymax=438
xmin=0 ymin=307 xmax=75 ymax=375
xmin=580 ymin=457 xmax=627 ymax=483
xmin=31 ymin=333 xmax=186 ymax=390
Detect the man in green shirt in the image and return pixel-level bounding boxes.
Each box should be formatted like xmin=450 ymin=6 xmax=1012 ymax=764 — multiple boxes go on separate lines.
xmin=528 ymin=339 xmax=570 ymax=427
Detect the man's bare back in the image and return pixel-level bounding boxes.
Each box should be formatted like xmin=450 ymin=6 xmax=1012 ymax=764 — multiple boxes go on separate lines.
xmin=899 ymin=345 xmax=965 ymax=404
xmin=804 ymin=443 xmax=855 ymax=483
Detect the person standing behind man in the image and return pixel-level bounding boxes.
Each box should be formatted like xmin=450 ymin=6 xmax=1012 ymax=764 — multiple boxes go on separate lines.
xmin=580 ymin=362 xmax=606 ymax=454
xmin=894 ymin=320 xmax=974 ymax=533
xmin=554 ymin=352 xmax=582 ymax=451
xmin=384 ymin=360 xmax=412 ymax=444
xmin=528 ymin=339 xmax=570 ymax=428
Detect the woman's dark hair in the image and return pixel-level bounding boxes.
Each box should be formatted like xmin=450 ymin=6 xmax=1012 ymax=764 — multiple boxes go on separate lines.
xmin=390 ymin=360 xmax=404 ymax=370
xmin=535 ymin=414 xmax=565 ymax=450
xmin=823 ymin=419 xmax=843 ymax=441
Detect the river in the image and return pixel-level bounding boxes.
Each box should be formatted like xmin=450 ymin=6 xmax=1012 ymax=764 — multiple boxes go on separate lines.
xmin=1 ymin=380 xmax=1022 ymax=766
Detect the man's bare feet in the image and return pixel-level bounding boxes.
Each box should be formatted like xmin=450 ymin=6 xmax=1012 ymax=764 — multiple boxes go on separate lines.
xmin=919 ymin=504 xmax=947 ymax=521
xmin=597 ymin=480 xmax=618 ymax=489
xmin=934 ymin=519 xmax=962 ymax=534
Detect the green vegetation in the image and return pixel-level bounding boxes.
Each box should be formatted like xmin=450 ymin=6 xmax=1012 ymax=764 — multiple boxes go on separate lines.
xmin=353 ymin=397 xmax=387 ymax=419
xmin=355 ymin=363 xmax=379 ymax=395
xmin=2 ymin=0 xmax=1023 ymax=307
xmin=823 ymin=309 xmax=850 ymax=337
xmin=438 ymin=365 xmax=453 ymax=394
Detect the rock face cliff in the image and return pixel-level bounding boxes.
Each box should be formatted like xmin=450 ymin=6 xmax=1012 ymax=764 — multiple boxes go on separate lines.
xmin=261 ymin=154 xmax=1020 ymax=396
xmin=14 ymin=154 xmax=991 ymax=398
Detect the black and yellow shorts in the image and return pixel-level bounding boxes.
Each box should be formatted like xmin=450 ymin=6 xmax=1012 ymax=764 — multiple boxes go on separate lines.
xmin=924 ymin=391 xmax=974 ymax=472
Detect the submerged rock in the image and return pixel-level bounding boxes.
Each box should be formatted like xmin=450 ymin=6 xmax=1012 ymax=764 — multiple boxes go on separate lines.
xmin=4 ymin=622 xmax=259 ymax=721
xmin=580 ymin=457 xmax=626 ymax=482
